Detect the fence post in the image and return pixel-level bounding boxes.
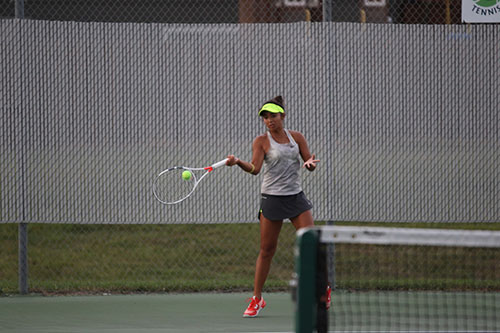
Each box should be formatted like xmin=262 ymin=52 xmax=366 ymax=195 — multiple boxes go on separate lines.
xmin=15 ymin=0 xmax=25 ymax=19
xmin=322 ymin=0 xmax=333 ymax=22
xmin=326 ymin=220 xmax=335 ymax=290
xmin=18 ymin=223 xmax=28 ymax=294
xmin=16 ymin=0 xmax=28 ymax=296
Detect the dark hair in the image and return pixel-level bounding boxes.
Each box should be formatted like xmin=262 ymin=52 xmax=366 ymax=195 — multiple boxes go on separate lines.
xmin=265 ymin=95 xmax=284 ymax=109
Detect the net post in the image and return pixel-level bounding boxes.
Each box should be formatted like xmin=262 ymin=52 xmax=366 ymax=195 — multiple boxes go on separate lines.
xmin=294 ymin=228 xmax=319 ymax=333
xmin=315 ymin=242 xmax=328 ymax=333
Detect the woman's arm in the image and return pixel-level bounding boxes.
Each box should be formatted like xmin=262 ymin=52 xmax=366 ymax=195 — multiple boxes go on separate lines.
xmin=226 ymin=135 xmax=267 ymax=175
xmin=290 ymin=131 xmax=320 ymax=171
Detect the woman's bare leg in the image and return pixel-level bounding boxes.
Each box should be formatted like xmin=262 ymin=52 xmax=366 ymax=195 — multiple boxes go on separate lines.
xmin=253 ymin=216 xmax=282 ymax=299
xmin=291 ymin=209 xmax=314 ymax=230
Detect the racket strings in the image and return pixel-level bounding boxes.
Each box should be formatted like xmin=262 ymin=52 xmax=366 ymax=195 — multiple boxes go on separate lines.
xmin=154 ymin=168 xmax=196 ymax=204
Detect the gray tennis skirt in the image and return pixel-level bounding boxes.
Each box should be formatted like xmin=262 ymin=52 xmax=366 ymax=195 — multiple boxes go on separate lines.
xmin=258 ymin=191 xmax=313 ymax=221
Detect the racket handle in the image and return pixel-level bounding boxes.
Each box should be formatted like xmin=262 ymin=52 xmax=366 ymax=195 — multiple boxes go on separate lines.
xmin=212 ymin=158 xmax=229 ymax=169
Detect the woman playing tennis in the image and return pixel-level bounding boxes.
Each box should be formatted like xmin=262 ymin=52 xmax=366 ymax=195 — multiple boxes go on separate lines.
xmin=226 ymin=95 xmax=320 ymax=318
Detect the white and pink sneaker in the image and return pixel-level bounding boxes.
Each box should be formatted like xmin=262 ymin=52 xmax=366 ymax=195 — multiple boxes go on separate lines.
xmin=243 ymin=296 xmax=266 ymax=318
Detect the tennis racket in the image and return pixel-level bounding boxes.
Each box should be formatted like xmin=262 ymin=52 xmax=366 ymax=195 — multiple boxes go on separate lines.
xmin=153 ymin=158 xmax=228 ymax=205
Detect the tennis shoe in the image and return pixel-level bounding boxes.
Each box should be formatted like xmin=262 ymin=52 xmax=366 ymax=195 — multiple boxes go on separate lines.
xmin=243 ymin=296 xmax=266 ymax=318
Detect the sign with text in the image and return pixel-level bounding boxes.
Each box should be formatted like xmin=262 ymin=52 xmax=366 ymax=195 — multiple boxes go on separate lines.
xmin=462 ymin=0 xmax=500 ymax=23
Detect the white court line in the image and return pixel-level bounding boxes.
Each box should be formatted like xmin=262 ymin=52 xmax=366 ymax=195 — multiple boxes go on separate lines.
xmin=238 ymin=331 xmax=499 ymax=333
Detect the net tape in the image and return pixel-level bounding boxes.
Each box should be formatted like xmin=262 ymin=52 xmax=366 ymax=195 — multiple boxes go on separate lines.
xmin=319 ymin=226 xmax=500 ymax=248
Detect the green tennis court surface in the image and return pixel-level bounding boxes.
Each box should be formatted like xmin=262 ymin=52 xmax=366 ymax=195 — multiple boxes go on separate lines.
xmin=0 ymin=293 xmax=294 ymax=333
xmin=3 ymin=291 xmax=499 ymax=333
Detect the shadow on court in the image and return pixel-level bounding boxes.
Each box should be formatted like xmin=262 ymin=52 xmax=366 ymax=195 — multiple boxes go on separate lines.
xmin=0 ymin=292 xmax=294 ymax=333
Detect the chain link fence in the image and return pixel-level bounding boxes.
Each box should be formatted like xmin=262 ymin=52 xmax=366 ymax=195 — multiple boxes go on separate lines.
xmin=1 ymin=0 xmax=466 ymax=24
xmin=0 ymin=222 xmax=299 ymax=294
xmin=1 ymin=3 xmax=499 ymax=295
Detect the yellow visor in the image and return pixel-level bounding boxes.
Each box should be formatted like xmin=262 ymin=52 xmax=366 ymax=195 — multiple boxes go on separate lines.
xmin=259 ymin=103 xmax=284 ymax=116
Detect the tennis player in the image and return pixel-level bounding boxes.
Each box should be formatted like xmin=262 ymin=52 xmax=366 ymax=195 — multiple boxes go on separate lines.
xmin=226 ymin=95 xmax=321 ymax=318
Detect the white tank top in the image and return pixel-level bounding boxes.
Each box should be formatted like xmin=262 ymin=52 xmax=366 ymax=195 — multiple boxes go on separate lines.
xmin=261 ymin=129 xmax=302 ymax=196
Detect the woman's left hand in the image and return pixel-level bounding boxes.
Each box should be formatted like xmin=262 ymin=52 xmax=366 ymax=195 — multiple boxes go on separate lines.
xmin=303 ymin=154 xmax=320 ymax=170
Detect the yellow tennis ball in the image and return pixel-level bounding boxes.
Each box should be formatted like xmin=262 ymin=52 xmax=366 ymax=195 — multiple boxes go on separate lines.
xmin=182 ymin=170 xmax=192 ymax=181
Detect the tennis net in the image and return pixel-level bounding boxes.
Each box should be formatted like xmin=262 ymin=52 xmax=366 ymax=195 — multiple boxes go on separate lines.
xmin=292 ymin=226 xmax=500 ymax=333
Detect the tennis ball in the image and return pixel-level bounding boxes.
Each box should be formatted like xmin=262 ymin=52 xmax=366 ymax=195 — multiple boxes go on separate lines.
xmin=182 ymin=170 xmax=192 ymax=181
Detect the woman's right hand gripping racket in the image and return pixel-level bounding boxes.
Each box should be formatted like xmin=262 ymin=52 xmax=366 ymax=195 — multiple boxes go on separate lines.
xmin=153 ymin=158 xmax=228 ymax=205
